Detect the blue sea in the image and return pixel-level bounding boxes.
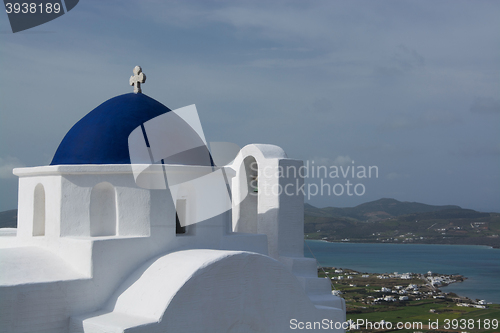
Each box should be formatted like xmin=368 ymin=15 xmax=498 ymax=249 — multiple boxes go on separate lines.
xmin=304 ymin=241 xmax=500 ymax=304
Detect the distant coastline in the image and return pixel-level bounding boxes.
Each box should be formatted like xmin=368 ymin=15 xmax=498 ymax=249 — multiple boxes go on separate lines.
xmin=304 ymin=240 xmax=500 ymax=304
xmin=310 ymin=239 xmax=500 ymax=304
xmin=310 ymin=237 xmax=500 ymax=249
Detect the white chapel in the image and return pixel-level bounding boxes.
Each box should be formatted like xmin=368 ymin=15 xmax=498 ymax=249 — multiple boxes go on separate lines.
xmin=0 ymin=67 xmax=346 ymax=333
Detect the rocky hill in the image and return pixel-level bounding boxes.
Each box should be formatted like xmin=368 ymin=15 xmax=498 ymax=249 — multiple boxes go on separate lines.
xmin=0 ymin=209 xmax=17 ymax=229
xmin=305 ymin=199 xmax=500 ymax=248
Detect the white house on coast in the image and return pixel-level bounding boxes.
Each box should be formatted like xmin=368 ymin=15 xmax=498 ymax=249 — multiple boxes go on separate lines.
xmin=0 ymin=67 xmax=345 ymax=333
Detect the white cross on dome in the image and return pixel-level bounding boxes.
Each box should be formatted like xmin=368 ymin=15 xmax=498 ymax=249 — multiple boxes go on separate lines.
xmin=129 ymin=66 xmax=146 ymax=93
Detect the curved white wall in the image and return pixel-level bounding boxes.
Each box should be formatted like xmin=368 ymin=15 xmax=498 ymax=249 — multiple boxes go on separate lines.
xmin=73 ymin=250 xmax=345 ymax=333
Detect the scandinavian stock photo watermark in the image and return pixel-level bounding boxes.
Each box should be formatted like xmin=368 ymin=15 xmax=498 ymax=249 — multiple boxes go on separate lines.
xmin=290 ymin=318 xmax=499 ymax=331
xmin=250 ymin=160 xmax=379 ymax=200
xmin=126 ymin=98 xmax=379 ymax=225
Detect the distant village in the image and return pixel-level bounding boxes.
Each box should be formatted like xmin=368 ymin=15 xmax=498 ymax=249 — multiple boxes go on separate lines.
xmin=322 ymin=268 xmax=492 ymax=309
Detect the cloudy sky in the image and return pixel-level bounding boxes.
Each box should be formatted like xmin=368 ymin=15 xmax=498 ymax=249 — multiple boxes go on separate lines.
xmin=0 ymin=0 xmax=499 ymax=212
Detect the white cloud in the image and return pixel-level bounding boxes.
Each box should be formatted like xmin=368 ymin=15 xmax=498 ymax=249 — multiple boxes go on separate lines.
xmin=0 ymin=157 xmax=25 ymax=179
xmin=333 ymin=155 xmax=353 ymax=166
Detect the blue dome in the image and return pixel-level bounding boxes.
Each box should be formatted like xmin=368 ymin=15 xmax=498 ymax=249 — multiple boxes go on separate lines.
xmin=51 ymin=93 xmax=171 ymax=165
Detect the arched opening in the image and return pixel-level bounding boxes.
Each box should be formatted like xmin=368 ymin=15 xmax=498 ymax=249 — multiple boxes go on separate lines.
xmin=234 ymin=156 xmax=258 ymax=233
xmin=33 ymin=183 xmax=46 ymax=236
xmin=90 ymin=182 xmax=117 ymax=236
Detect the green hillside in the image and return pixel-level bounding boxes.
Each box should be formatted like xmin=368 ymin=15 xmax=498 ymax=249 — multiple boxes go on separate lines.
xmin=0 ymin=209 xmax=17 ymax=229
xmin=306 ymin=198 xmax=463 ymax=222
xmin=305 ymin=199 xmax=500 ymax=248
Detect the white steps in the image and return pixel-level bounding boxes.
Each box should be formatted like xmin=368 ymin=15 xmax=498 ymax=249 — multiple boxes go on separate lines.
xmin=70 ymin=311 xmax=156 ymax=333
